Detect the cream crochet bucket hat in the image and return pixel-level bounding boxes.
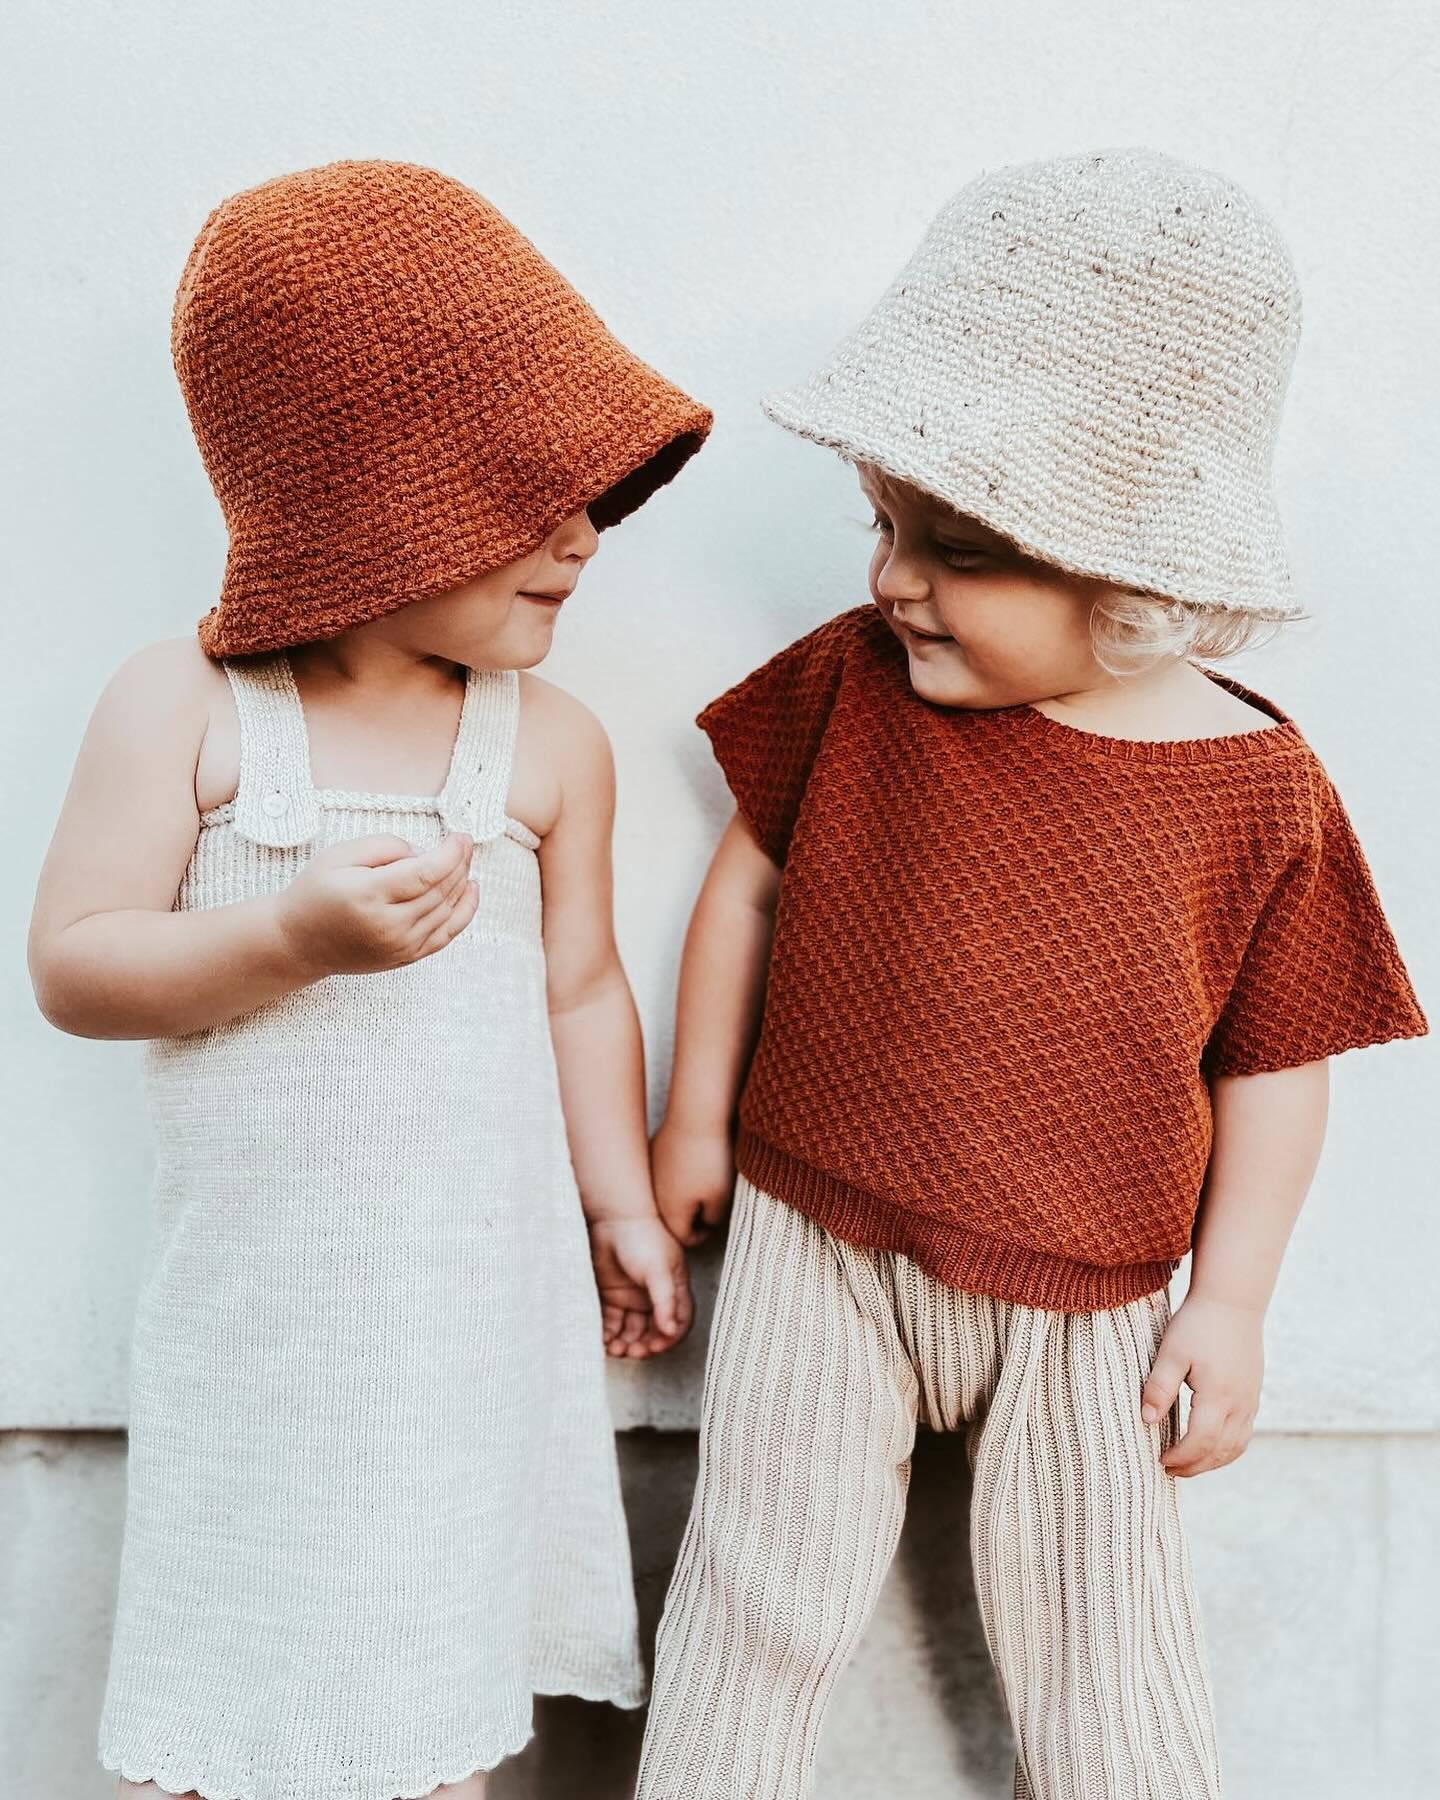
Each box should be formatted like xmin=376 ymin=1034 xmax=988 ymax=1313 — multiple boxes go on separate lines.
xmin=764 ymin=147 xmax=1303 ymax=619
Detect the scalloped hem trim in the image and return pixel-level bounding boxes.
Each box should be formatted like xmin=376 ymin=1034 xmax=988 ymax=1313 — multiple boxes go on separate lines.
xmin=102 ymin=1733 xmax=533 ymax=1800
xmin=100 ymin=1674 xmax=645 ymax=1799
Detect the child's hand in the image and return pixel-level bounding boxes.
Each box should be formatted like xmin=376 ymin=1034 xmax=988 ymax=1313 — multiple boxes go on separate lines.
xmin=589 ymin=1217 xmax=694 ymax=1358
xmin=274 ymin=832 xmax=477 ymax=977
xmin=1140 ymin=1293 xmax=1264 ymax=1477
xmin=651 ymin=1119 xmax=735 ymax=1246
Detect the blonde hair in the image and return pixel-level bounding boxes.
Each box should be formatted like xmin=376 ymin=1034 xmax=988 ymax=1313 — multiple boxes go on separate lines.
xmin=844 ymin=457 xmax=1299 ymax=671
xmin=1088 ymin=587 xmax=1292 ymax=675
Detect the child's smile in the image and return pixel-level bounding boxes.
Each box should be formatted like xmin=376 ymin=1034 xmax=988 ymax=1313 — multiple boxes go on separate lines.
xmin=858 ymin=461 xmax=1112 ymax=712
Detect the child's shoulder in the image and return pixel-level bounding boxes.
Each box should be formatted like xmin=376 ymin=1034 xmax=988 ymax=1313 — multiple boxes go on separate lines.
xmin=512 ymin=670 xmax=614 ymax=836
xmin=104 ymin=633 xmax=226 ymax=705
xmin=516 ymin=669 xmax=610 ymax=759
xmin=59 ymin=637 xmax=233 ymax=822
xmin=91 ymin=636 xmax=228 ymax=763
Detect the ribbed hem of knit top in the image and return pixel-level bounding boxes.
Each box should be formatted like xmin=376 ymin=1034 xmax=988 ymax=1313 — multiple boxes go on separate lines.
xmin=736 ymin=1130 xmax=1179 ymax=1313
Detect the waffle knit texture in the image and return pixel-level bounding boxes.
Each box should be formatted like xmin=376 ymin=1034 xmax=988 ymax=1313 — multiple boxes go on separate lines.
xmin=764 ymin=147 xmax=1302 ymax=618
xmin=636 ymin=1176 xmax=1222 ymax=1800
xmin=98 ymin=656 xmax=644 ymax=1800
xmin=699 ymin=606 xmax=1427 ymax=1311
xmin=173 ymin=160 xmax=712 ymax=658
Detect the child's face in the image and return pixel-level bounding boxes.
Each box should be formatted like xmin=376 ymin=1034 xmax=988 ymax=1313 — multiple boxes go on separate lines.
xmin=858 ymin=465 xmax=1112 ymax=708
xmin=363 ymin=509 xmax=600 ymax=668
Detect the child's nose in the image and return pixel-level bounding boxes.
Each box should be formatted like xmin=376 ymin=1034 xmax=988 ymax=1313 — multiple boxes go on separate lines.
xmin=874 ymin=548 xmax=929 ymax=605
xmin=554 ymin=509 xmax=600 ymax=563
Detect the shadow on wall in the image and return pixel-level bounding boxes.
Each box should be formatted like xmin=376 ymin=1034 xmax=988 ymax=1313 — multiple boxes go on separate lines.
xmin=498 ymin=1430 xmax=1013 ymax=1799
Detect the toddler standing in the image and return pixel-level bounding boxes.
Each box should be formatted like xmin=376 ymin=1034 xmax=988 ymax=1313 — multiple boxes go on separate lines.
xmin=635 ymin=149 xmax=1426 ymax=1798
xmin=28 ymin=161 xmax=710 ymax=1800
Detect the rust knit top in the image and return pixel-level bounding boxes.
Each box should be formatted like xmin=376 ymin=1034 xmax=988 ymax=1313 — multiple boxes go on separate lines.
xmin=699 ymin=605 xmax=1427 ymax=1311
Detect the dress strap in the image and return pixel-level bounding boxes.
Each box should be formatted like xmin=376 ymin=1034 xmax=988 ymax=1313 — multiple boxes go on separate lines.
xmin=223 ymin=656 xmax=322 ymax=848
xmin=437 ymin=667 xmax=521 ymax=844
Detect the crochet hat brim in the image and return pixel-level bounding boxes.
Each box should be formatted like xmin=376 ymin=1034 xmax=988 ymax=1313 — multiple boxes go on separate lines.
xmin=198 ymin=383 xmax=709 ymax=660
xmin=761 ymin=381 xmax=1301 ymax=622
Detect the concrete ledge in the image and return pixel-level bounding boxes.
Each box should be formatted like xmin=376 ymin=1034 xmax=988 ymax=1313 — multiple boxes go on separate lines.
xmin=3 ymin=1428 xmax=1437 ymax=1798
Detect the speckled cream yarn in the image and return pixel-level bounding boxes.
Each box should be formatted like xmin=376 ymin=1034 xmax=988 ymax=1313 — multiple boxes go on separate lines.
xmin=763 ymin=147 xmax=1303 ymax=618
xmin=173 ymin=160 xmax=712 ymax=658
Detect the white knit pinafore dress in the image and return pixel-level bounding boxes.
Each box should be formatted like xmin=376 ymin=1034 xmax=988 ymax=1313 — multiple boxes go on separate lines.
xmin=99 ymin=655 xmax=645 ymax=1800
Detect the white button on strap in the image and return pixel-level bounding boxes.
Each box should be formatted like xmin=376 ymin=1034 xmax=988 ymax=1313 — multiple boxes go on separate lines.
xmin=262 ymin=790 xmax=290 ymax=818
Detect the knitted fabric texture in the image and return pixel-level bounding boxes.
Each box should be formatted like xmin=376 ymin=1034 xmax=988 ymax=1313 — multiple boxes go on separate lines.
xmin=763 ymin=147 xmax=1302 ymax=619
xmin=636 ymin=1177 xmax=1221 ymax=1800
xmin=700 ymin=606 xmax=1426 ymax=1310
xmin=173 ymin=160 xmax=712 ymax=658
xmin=99 ymin=658 xmax=644 ymax=1800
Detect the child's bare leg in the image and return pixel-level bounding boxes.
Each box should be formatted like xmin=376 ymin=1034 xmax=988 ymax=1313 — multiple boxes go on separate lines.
xmin=118 ymin=1785 xmax=201 ymax=1799
xmin=430 ymin=1777 xmax=487 ymax=1798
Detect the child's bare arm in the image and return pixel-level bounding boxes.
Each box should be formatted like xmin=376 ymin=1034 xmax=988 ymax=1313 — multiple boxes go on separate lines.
xmin=29 ymin=640 xmax=477 ymax=1040
xmin=536 ymin=682 xmax=691 ymax=1355
xmin=1141 ymin=1059 xmax=1329 ymax=1476
xmin=652 ymin=810 xmax=780 ymax=1245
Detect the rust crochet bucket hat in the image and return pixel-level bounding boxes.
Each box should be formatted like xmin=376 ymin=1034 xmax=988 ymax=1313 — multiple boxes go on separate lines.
xmin=173 ymin=160 xmax=713 ymax=657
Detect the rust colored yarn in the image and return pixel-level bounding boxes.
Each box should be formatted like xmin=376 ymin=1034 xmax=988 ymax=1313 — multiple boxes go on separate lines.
xmin=700 ymin=606 xmax=1427 ymax=1311
xmin=172 ymin=161 xmax=712 ymax=657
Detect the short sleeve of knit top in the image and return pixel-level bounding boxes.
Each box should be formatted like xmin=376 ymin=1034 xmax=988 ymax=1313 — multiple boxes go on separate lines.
xmin=697 ymin=612 xmax=853 ymax=865
xmin=1202 ymin=779 xmax=1425 ymax=1075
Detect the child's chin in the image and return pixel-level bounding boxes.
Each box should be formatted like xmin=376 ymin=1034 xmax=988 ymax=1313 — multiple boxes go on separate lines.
xmin=482 ymin=620 xmax=558 ymax=672
xmin=906 ymin=661 xmax=982 ymax=709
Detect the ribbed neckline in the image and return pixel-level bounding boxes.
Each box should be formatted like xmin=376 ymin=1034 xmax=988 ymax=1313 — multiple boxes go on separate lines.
xmin=995 ymin=668 xmax=1304 ymax=765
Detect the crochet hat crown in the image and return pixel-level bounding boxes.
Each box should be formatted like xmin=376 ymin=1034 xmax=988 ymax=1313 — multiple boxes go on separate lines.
xmin=174 ymin=160 xmax=712 ymax=657
xmin=763 ymin=147 xmax=1303 ymax=619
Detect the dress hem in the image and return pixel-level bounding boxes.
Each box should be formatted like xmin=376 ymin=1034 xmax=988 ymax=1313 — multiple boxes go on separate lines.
xmin=100 ymin=1675 xmax=645 ymax=1799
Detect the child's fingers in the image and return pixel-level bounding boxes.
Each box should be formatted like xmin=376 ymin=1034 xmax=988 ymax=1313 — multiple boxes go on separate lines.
xmin=597 ymin=1284 xmax=651 ymax=1312
xmin=661 ymin=1192 xmax=727 ymax=1247
xmin=617 ymin=1305 xmax=649 ymax=1352
xmin=374 ymin=833 xmax=472 ymax=903
xmin=407 ymin=860 xmax=475 ymax=928
xmin=1140 ymin=1348 xmax=1188 ymax=1426
xmin=640 ymin=1283 xmax=694 ymax=1356
xmin=604 ymin=1308 xmax=649 ymax=1356
xmin=672 ymin=1268 xmax=695 ymax=1339
xmin=1204 ymin=1411 xmax=1254 ymax=1472
xmin=666 ymin=1200 xmax=710 ymax=1248
xmin=653 ymin=1261 xmax=695 ymax=1343
xmin=643 ymin=1263 xmax=682 ymax=1339
xmin=414 ymin=882 xmax=479 ymax=958
xmin=1161 ymin=1394 xmax=1228 ymax=1476
xmin=323 ymin=833 xmax=419 ymax=870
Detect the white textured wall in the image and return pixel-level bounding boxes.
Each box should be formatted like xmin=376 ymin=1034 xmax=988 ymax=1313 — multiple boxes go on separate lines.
xmin=3 ymin=2 xmax=1437 ymax=1795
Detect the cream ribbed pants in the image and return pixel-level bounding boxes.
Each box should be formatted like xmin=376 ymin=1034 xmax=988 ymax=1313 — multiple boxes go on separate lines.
xmin=636 ymin=1178 xmax=1221 ymax=1800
